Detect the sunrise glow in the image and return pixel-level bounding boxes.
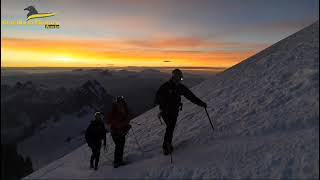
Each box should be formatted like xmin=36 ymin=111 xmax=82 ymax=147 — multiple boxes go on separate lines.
xmin=1 ymin=0 xmax=318 ymax=68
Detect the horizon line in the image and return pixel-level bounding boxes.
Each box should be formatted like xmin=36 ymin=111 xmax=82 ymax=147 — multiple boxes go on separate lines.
xmin=1 ymin=66 xmax=228 ymax=69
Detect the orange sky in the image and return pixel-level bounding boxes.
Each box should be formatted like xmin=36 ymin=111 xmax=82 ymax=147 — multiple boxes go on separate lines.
xmin=1 ymin=37 xmax=261 ymax=68
xmin=1 ymin=0 xmax=318 ymax=68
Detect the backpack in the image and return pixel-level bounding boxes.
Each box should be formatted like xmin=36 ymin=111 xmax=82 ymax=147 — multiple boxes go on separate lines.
xmin=85 ymin=120 xmax=105 ymax=145
xmin=156 ymin=81 xmax=182 ymax=112
xmin=85 ymin=122 xmax=94 ymax=145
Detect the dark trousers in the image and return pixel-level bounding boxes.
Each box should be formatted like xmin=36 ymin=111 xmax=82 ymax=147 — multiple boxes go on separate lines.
xmin=89 ymin=143 xmax=101 ymax=168
xmin=162 ymin=111 xmax=178 ymax=148
xmin=111 ymin=133 xmax=126 ymax=163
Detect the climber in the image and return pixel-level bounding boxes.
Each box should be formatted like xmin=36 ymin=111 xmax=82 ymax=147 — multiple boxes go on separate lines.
xmin=106 ymin=96 xmax=132 ymax=168
xmin=154 ymin=69 xmax=207 ymax=155
xmin=85 ymin=112 xmax=107 ymax=170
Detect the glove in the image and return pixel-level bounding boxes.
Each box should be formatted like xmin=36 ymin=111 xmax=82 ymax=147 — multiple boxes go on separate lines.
xmin=202 ymin=102 xmax=207 ymax=108
xmin=127 ymin=124 xmax=132 ymax=130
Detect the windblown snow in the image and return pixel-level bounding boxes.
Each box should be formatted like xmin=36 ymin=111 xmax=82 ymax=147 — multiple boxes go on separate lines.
xmin=24 ymin=21 xmax=319 ymax=179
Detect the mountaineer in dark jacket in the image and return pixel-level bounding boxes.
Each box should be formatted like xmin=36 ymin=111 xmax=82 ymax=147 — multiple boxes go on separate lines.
xmin=85 ymin=112 xmax=107 ymax=170
xmin=155 ymin=69 xmax=207 ymax=155
xmin=106 ymin=96 xmax=132 ymax=168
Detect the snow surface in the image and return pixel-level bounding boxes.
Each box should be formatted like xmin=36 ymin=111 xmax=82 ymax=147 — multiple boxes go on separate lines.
xmin=24 ymin=21 xmax=319 ymax=179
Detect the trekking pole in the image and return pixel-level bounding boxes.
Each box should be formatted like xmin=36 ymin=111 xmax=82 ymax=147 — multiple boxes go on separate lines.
xmin=158 ymin=116 xmax=163 ymax=125
xmin=130 ymin=128 xmax=145 ymax=155
xmin=204 ymin=108 xmax=214 ymax=132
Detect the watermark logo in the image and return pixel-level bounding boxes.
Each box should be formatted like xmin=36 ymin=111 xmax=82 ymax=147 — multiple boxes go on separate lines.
xmin=24 ymin=6 xmax=56 ymax=21
xmin=2 ymin=6 xmax=60 ymax=29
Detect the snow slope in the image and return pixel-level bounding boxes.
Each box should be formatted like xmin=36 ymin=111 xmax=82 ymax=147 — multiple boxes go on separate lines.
xmin=16 ymin=80 xmax=113 ymax=170
xmin=17 ymin=108 xmax=94 ymax=170
xmin=24 ymin=21 xmax=319 ymax=179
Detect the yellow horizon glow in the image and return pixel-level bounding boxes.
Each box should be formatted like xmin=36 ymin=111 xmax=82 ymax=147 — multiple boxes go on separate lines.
xmin=1 ymin=38 xmax=262 ymax=68
xmin=54 ymin=56 xmax=74 ymax=62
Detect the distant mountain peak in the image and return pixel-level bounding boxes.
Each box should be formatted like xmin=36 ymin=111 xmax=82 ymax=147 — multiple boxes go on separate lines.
xmin=141 ymin=69 xmax=161 ymax=73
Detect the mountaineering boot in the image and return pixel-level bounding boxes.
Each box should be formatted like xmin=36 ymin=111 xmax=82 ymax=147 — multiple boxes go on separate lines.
xmin=114 ymin=160 xmax=128 ymax=168
xmin=163 ymin=148 xmax=169 ymax=155
xmin=113 ymin=160 xmax=121 ymax=168
xmin=119 ymin=160 xmax=128 ymax=167
xmin=94 ymin=155 xmax=100 ymax=171
xmin=113 ymin=161 xmax=121 ymax=168
xmin=163 ymin=142 xmax=173 ymax=155
xmin=113 ymin=163 xmax=118 ymax=168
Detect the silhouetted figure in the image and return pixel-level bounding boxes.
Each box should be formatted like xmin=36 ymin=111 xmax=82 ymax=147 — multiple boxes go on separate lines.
xmin=155 ymin=69 xmax=207 ymax=155
xmin=85 ymin=112 xmax=106 ymax=170
xmin=106 ymin=96 xmax=131 ymax=168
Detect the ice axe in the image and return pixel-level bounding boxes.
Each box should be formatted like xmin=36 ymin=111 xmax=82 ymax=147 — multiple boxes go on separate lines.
xmin=157 ymin=112 xmax=163 ymax=125
xmin=204 ymin=108 xmax=214 ymax=132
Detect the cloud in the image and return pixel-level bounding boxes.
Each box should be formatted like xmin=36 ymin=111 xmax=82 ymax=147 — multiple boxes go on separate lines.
xmin=126 ymin=36 xmax=269 ymax=50
xmin=1 ymin=37 xmax=264 ymax=67
xmin=2 ymin=36 xmax=269 ymax=52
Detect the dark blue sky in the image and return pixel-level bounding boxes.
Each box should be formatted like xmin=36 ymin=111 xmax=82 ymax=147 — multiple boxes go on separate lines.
xmin=2 ymin=0 xmax=318 ymax=40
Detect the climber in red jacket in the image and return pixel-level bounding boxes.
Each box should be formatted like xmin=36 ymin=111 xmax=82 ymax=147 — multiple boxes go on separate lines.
xmin=106 ymin=96 xmax=131 ymax=168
